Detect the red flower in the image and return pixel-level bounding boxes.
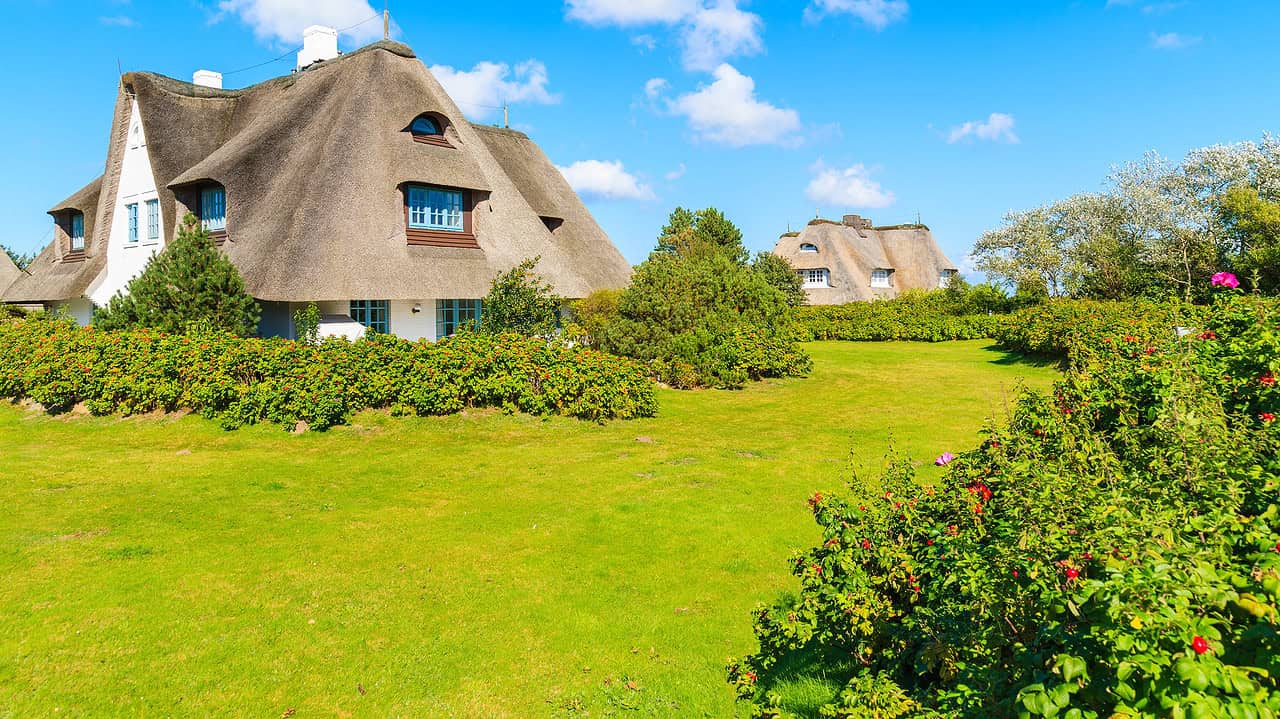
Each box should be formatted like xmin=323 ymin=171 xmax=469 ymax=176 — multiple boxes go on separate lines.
xmin=967 ymin=482 xmax=993 ymax=503
xmin=1065 ymin=568 xmax=1079 ymax=580
xmin=926 ymin=539 xmax=934 ymax=546
xmin=862 ymin=539 xmax=871 ymax=550
xmin=1196 ymin=330 xmax=1217 ymax=340
xmin=1262 ymin=413 xmax=1276 ymax=423
xmin=1191 ymin=636 xmax=1210 ymax=655
xmin=1262 ymin=374 xmax=1277 ymax=387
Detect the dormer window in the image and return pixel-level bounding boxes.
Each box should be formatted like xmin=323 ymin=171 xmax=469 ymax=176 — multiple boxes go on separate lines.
xmin=799 ymin=243 xmax=818 ymax=253
xmin=403 ymin=183 xmax=479 ymax=248
xmin=200 ymin=185 xmax=226 ymax=236
xmin=408 ymin=113 xmax=451 ymax=147
xmin=69 ymin=212 xmax=85 ymax=252
xmin=871 ymin=268 xmax=894 ymax=288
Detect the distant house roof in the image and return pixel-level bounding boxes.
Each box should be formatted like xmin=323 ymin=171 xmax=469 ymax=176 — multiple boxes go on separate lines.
xmin=0 ymin=250 xmax=20 ymax=296
xmin=774 ymin=218 xmax=957 ymax=305
xmin=5 ymin=40 xmax=631 ymax=304
xmin=4 ymin=176 xmax=105 ymax=303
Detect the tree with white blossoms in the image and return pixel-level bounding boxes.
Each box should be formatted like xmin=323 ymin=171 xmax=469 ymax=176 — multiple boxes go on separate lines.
xmin=973 ymin=134 xmax=1280 ymax=300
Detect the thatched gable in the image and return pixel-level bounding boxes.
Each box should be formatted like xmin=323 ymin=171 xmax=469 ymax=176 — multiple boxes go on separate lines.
xmin=0 ymin=251 xmax=19 ymax=296
xmin=4 ymin=176 xmax=105 ymax=303
xmin=5 ymin=40 xmax=631 ymax=305
xmin=774 ymin=218 xmax=957 ymax=305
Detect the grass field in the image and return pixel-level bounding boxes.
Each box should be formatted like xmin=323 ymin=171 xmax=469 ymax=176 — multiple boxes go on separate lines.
xmin=0 ymin=341 xmax=1058 ymax=718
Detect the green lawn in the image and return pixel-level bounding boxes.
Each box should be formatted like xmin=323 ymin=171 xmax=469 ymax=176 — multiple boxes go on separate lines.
xmin=0 ymin=341 xmax=1057 ymax=718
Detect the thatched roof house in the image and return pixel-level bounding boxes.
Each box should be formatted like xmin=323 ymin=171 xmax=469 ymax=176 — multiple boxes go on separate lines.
xmin=2 ymin=31 xmax=632 ymax=338
xmin=773 ymin=215 xmax=958 ymax=305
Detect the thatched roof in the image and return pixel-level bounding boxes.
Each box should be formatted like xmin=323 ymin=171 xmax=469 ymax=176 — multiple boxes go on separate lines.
xmin=4 ymin=176 xmax=105 ymax=303
xmin=5 ymin=40 xmax=631 ymax=304
xmin=0 ymin=251 xmax=19 ymax=295
xmin=774 ymin=219 xmax=956 ymax=305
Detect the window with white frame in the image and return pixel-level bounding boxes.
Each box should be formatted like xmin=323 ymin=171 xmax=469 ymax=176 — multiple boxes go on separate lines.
xmin=145 ymin=199 xmax=160 ymax=242
xmin=798 ymin=268 xmax=830 ymax=289
xmin=799 ymin=243 xmax=818 ymax=253
xmin=871 ymin=269 xmax=893 ymax=288
xmin=408 ymin=185 xmax=465 ymax=232
xmin=126 ymin=203 xmax=138 ymax=244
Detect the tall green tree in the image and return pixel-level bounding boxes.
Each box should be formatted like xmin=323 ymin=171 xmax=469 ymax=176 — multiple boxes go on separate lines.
xmin=94 ymin=214 xmax=260 ymax=336
xmin=479 ymin=256 xmax=563 ymax=336
xmin=751 ymin=251 xmax=806 ymax=307
xmin=1218 ymin=185 xmax=1280 ymax=292
xmin=656 ymin=207 xmax=748 ymax=263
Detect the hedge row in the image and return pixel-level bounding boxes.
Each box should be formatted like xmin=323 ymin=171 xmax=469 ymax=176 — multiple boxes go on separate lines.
xmin=991 ymin=299 xmax=1207 ymax=361
xmin=0 ymin=318 xmax=658 ymax=429
xmin=793 ymin=303 xmax=1001 ymax=342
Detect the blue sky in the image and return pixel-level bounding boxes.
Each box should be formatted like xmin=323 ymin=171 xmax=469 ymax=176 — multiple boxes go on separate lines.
xmin=2 ymin=0 xmax=1277 ymax=272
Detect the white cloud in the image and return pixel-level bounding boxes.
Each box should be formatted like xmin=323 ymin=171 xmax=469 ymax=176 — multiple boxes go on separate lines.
xmin=565 ymin=0 xmax=697 ymax=26
xmin=645 ymin=77 xmax=670 ymax=99
xmin=665 ymin=163 xmax=687 ymax=181
xmin=681 ymin=1 xmax=764 ymax=71
xmin=804 ymin=0 xmax=908 ymax=30
xmin=946 ymin=112 xmax=1020 ymax=144
xmin=216 ymin=0 xmax=385 ymax=44
xmin=1150 ymin=31 xmax=1200 ymax=49
xmin=668 ymin=64 xmax=801 ymax=147
xmin=100 ymin=15 xmax=138 ymax=27
xmin=632 ymin=33 xmax=658 ymax=51
xmin=805 ymin=160 xmax=896 ymax=209
xmin=557 ymin=160 xmax=656 ymax=200
xmin=430 ymin=61 xmax=560 ymax=120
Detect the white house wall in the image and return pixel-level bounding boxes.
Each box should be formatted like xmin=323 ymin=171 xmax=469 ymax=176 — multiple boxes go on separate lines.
xmin=313 ymin=299 xmax=440 ymax=342
xmin=86 ymin=100 xmax=163 ymax=307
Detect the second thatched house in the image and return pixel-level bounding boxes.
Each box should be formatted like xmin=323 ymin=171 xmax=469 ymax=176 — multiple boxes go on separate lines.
xmin=773 ymin=215 xmax=958 ymax=305
xmin=0 ymin=253 xmax=18 ymax=298
xmin=1 ymin=28 xmax=632 ymax=339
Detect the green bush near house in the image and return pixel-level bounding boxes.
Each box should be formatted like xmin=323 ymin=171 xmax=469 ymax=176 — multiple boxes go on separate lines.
xmin=0 ymin=317 xmax=657 ymax=428
xmin=478 ymin=256 xmax=563 ymax=336
xmin=93 ymin=213 xmax=261 ymax=337
xmin=793 ymin=288 xmax=1009 ymax=343
xmin=729 ymin=290 xmax=1280 ymax=718
xmin=596 ymin=207 xmax=812 ymax=389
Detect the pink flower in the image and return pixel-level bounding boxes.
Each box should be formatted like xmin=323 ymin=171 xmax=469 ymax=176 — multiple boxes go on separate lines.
xmin=935 ymin=452 xmax=956 ymax=467
xmin=1211 ymin=272 xmax=1240 ymax=289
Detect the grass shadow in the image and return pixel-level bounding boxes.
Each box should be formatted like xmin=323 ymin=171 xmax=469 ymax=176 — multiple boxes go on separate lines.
xmin=980 ymin=343 xmax=1065 ymax=370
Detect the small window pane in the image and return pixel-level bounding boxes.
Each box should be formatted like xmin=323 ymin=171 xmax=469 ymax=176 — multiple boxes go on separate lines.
xmin=70 ymin=213 xmax=85 ymax=251
xmin=799 ymin=243 xmax=818 ymax=253
xmin=407 ymin=185 xmax=465 ymax=232
xmin=350 ymin=300 xmax=389 ymax=334
xmin=798 ymin=268 xmax=829 ymax=289
xmin=411 ymin=116 xmax=441 ymax=135
xmin=435 ymin=299 xmax=482 ymax=338
xmin=126 ymin=203 xmax=138 ymax=243
xmin=146 ymin=200 xmax=160 ymax=240
xmin=871 ymin=269 xmax=892 ymax=288
xmin=201 ymin=187 xmax=226 ymax=232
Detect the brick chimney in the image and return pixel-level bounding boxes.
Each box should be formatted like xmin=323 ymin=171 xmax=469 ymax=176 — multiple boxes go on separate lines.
xmin=297 ymin=26 xmax=340 ymax=70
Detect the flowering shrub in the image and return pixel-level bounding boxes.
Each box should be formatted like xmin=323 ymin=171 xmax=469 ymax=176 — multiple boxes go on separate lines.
xmin=729 ymin=289 xmax=1280 ymax=718
xmin=0 ymin=318 xmax=657 ymax=429
xmin=992 ymin=299 xmax=1205 ymax=361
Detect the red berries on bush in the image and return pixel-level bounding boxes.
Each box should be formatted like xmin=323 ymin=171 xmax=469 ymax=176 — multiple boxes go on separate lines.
xmin=1192 ymin=636 xmax=1210 ymax=655
xmin=1065 ymin=568 xmax=1079 ymax=580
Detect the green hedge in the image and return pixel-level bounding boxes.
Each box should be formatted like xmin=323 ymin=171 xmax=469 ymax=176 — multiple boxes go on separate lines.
xmin=794 ymin=303 xmax=1001 ymax=342
xmin=992 ymin=299 xmax=1207 ymax=361
xmin=0 ymin=318 xmax=658 ymax=429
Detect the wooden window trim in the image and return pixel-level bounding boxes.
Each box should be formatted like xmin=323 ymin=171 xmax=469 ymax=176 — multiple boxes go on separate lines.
xmin=62 ymin=250 xmax=86 ymax=263
xmin=412 ymin=134 xmax=453 ymax=148
xmin=191 ymin=185 xmax=229 ymax=245
xmin=404 ymin=185 xmax=479 ymax=249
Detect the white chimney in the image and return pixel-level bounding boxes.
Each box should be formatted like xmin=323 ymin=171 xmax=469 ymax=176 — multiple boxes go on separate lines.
xmin=297 ymin=26 xmax=339 ymax=70
xmin=193 ymin=70 xmax=223 ymax=89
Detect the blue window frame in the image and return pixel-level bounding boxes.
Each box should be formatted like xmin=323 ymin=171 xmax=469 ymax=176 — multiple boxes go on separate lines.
xmin=201 ymin=186 xmax=226 ymax=232
xmin=411 ymin=115 xmax=441 ymax=136
xmin=436 ymin=299 xmax=482 ymax=338
xmin=350 ymin=300 xmax=389 ymax=334
xmin=126 ymin=203 xmax=138 ymax=243
xmin=145 ymin=199 xmax=160 ymax=241
xmin=70 ymin=212 xmax=85 ymax=251
xmin=407 ymin=185 xmax=464 ymax=232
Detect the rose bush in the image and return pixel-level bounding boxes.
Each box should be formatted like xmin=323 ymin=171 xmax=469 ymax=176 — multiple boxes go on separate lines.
xmin=794 ymin=291 xmax=1004 ymax=343
xmin=729 ymin=288 xmax=1279 ymax=718
xmin=0 ymin=317 xmax=658 ymax=429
